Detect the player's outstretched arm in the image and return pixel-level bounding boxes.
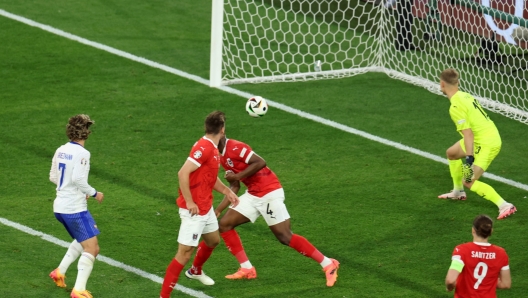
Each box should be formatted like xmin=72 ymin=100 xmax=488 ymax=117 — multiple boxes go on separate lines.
xmin=178 ymin=160 xmax=199 ymax=215
xmin=497 ymin=269 xmax=511 ymax=289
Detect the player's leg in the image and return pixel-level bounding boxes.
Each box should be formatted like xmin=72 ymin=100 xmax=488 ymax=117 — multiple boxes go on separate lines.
xmin=161 ymin=243 xmax=195 ymax=298
xmin=186 ymin=208 xmax=219 ymax=285
xmin=439 ymin=140 xmax=466 ymax=200
xmin=219 ymin=193 xmax=258 ymax=279
xmin=70 ymin=211 xmax=100 ymax=298
xmin=50 ymin=213 xmax=83 ymax=288
xmin=464 ymin=146 xmax=516 ymax=219
xmin=262 ymin=189 xmax=339 ymax=287
xmin=268 ymin=219 xmax=339 ymax=287
xmin=161 ymin=208 xmax=206 ymax=297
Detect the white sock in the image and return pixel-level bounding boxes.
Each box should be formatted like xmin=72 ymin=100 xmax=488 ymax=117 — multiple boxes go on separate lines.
xmin=58 ymin=240 xmax=83 ymax=274
xmin=320 ymin=257 xmax=332 ymax=268
xmin=74 ymin=252 xmax=95 ymax=291
xmin=240 ymin=260 xmax=253 ymax=269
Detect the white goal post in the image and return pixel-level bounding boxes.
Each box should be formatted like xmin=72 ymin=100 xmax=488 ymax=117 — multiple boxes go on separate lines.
xmin=210 ymin=0 xmax=528 ymax=124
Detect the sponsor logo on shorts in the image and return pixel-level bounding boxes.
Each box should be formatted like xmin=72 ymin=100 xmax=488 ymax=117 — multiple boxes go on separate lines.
xmin=192 ymin=233 xmax=198 ymax=241
xmin=193 ymin=150 xmax=202 ymax=159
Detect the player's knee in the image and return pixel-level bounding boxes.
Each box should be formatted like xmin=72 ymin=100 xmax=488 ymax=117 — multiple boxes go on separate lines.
xmin=218 ymin=221 xmax=233 ymax=233
xmin=446 ymin=149 xmax=457 ymax=160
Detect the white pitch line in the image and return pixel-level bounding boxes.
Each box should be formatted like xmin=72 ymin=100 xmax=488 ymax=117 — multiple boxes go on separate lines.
xmin=0 ymin=217 xmax=214 ymax=298
xmin=0 ymin=10 xmax=527 ymax=192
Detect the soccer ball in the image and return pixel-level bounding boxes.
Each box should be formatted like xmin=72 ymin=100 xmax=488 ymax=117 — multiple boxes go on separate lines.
xmin=245 ymin=96 xmax=268 ymax=117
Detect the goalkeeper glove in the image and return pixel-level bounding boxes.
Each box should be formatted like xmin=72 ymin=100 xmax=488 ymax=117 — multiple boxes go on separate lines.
xmin=463 ymin=155 xmax=474 ymax=183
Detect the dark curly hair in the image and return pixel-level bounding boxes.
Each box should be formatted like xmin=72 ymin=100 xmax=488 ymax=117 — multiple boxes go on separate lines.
xmin=66 ymin=114 xmax=94 ymax=141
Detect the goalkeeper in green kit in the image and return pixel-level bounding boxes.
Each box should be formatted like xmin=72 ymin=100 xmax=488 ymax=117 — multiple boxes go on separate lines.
xmin=437 ymin=68 xmax=516 ymax=219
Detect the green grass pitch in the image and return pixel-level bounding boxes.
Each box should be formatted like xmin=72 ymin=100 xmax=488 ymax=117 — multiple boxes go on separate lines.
xmin=0 ymin=1 xmax=527 ymax=297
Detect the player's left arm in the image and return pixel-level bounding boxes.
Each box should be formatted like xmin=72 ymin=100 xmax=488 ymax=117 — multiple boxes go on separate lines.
xmin=497 ymin=268 xmax=511 ymax=289
xmin=460 ymin=128 xmax=475 ymax=183
xmin=461 ymin=129 xmax=474 ymax=156
xmin=224 ymin=152 xmax=266 ymax=183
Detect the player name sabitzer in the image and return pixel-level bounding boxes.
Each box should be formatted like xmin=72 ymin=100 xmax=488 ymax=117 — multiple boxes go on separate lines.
xmin=471 ymin=251 xmax=496 ymax=259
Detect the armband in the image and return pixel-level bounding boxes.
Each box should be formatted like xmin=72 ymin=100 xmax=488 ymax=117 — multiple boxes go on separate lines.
xmin=449 ymin=259 xmax=464 ymax=273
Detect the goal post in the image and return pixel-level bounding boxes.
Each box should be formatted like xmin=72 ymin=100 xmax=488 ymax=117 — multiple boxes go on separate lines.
xmin=210 ymin=0 xmax=528 ymax=124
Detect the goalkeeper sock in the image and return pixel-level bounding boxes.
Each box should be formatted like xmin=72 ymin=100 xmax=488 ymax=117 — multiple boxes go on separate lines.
xmin=449 ymin=159 xmax=464 ymax=191
xmin=470 ymin=180 xmax=506 ymax=207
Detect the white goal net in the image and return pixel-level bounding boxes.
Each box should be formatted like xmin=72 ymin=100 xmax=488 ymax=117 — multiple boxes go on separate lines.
xmin=210 ymin=0 xmax=528 ymax=124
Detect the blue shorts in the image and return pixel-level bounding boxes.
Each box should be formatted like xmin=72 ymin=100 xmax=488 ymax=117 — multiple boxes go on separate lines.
xmin=54 ymin=211 xmax=100 ymax=243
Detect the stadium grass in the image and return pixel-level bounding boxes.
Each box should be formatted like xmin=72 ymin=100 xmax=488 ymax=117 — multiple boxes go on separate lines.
xmin=1 ymin=1 xmax=528 ymax=298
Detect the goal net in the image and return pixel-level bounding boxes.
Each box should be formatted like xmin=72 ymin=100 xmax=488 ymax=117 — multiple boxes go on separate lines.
xmin=210 ymin=0 xmax=528 ymax=124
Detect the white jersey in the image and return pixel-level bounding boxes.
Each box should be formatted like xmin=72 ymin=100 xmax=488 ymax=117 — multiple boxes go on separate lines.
xmin=50 ymin=142 xmax=96 ymax=214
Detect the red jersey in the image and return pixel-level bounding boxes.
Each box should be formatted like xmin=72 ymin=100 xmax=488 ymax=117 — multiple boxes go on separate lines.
xmin=177 ymin=137 xmax=220 ymax=215
xmin=220 ymin=139 xmax=282 ymax=197
xmin=451 ymin=242 xmax=509 ymax=298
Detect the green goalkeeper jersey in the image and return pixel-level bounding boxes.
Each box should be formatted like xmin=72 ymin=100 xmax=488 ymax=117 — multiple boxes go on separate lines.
xmin=449 ymin=91 xmax=501 ymax=147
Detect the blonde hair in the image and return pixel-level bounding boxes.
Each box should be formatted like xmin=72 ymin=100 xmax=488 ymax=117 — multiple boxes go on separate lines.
xmin=66 ymin=114 xmax=94 ymax=141
xmin=440 ymin=68 xmax=459 ymax=86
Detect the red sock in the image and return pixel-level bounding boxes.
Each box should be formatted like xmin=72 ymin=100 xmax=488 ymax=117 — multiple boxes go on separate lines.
xmin=160 ymin=258 xmax=184 ymax=298
xmin=289 ymin=234 xmax=325 ymax=263
xmin=190 ymin=241 xmax=215 ymax=275
xmin=221 ymin=229 xmax=249 ymax=264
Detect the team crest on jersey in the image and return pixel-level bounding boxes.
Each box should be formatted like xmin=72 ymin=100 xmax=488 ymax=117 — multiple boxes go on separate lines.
xmin=192 ymin=233 xmax=198 ymax=241
xmin=80 ymin=158 xmax=87 ymax=165
xmin=193 ymin=150 xmax=202 ymax=159
xmin=227 ymin=158 xmax=234 ymax=167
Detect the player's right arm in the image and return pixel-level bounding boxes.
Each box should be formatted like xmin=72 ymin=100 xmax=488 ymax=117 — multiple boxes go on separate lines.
xmin=446 ymin=246 xmax=464 ymax=291
xmin=178 ymin=159 xmax=200 ymax=216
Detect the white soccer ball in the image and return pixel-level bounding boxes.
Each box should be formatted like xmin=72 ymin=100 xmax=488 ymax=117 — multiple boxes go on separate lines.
xmin=245 ymin=96 xmax=268 ymax=117
xmin=512 ymin=26 xmax=528 ymax=42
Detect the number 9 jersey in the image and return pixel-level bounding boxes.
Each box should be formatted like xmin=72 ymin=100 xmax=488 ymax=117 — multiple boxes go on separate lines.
xmin=451 ymin=242 xmax=509 ymax=298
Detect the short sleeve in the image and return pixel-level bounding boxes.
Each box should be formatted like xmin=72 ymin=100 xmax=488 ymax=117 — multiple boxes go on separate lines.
xmin=230 ymin=141 xmax=253 ymax=164
xmin=450 ymin=99 xmax=471 ymax=132
xmin=188 ymin=141 xmax=212 ymax=167
xmin=451 ymin=245 xmax=465 ymax=265
xmin=500 ymin=250 xmax=510 ymax=271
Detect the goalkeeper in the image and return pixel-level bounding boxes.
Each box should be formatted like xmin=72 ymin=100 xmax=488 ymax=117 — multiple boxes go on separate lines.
xmin=437 ymin=68 xmax=517 ymax=220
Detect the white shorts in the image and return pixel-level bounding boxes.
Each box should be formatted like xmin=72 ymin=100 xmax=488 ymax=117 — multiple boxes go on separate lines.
xmin=177 ymin=207 xmax=218 ymax=246
xmin=230 ymin=188 xmax=290 ymax=226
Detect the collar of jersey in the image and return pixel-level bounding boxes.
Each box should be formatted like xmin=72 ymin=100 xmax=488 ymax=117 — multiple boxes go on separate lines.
xmin=69 ymin=141 xmax=82 ymax=146
xmin=202 ymin=136 xmax=217 ymax=148
xmin=221 ymin=138 xmax=229 ymax=156
xmin=473 ymin=242 xmax=491 ymax=246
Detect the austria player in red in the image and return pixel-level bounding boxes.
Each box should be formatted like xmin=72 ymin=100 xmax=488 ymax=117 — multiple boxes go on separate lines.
xmin=445 ymin=215 xmax=511 ymax=297
xmin=215 ymin=136 xmax=340 ymax=287
xmin=160 ymin=111 xmax=239 ymax=298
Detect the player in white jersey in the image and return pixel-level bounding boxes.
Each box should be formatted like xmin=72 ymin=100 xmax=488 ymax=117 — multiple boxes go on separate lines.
xmin=48 ymin=115 xmax=104 ymax=298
